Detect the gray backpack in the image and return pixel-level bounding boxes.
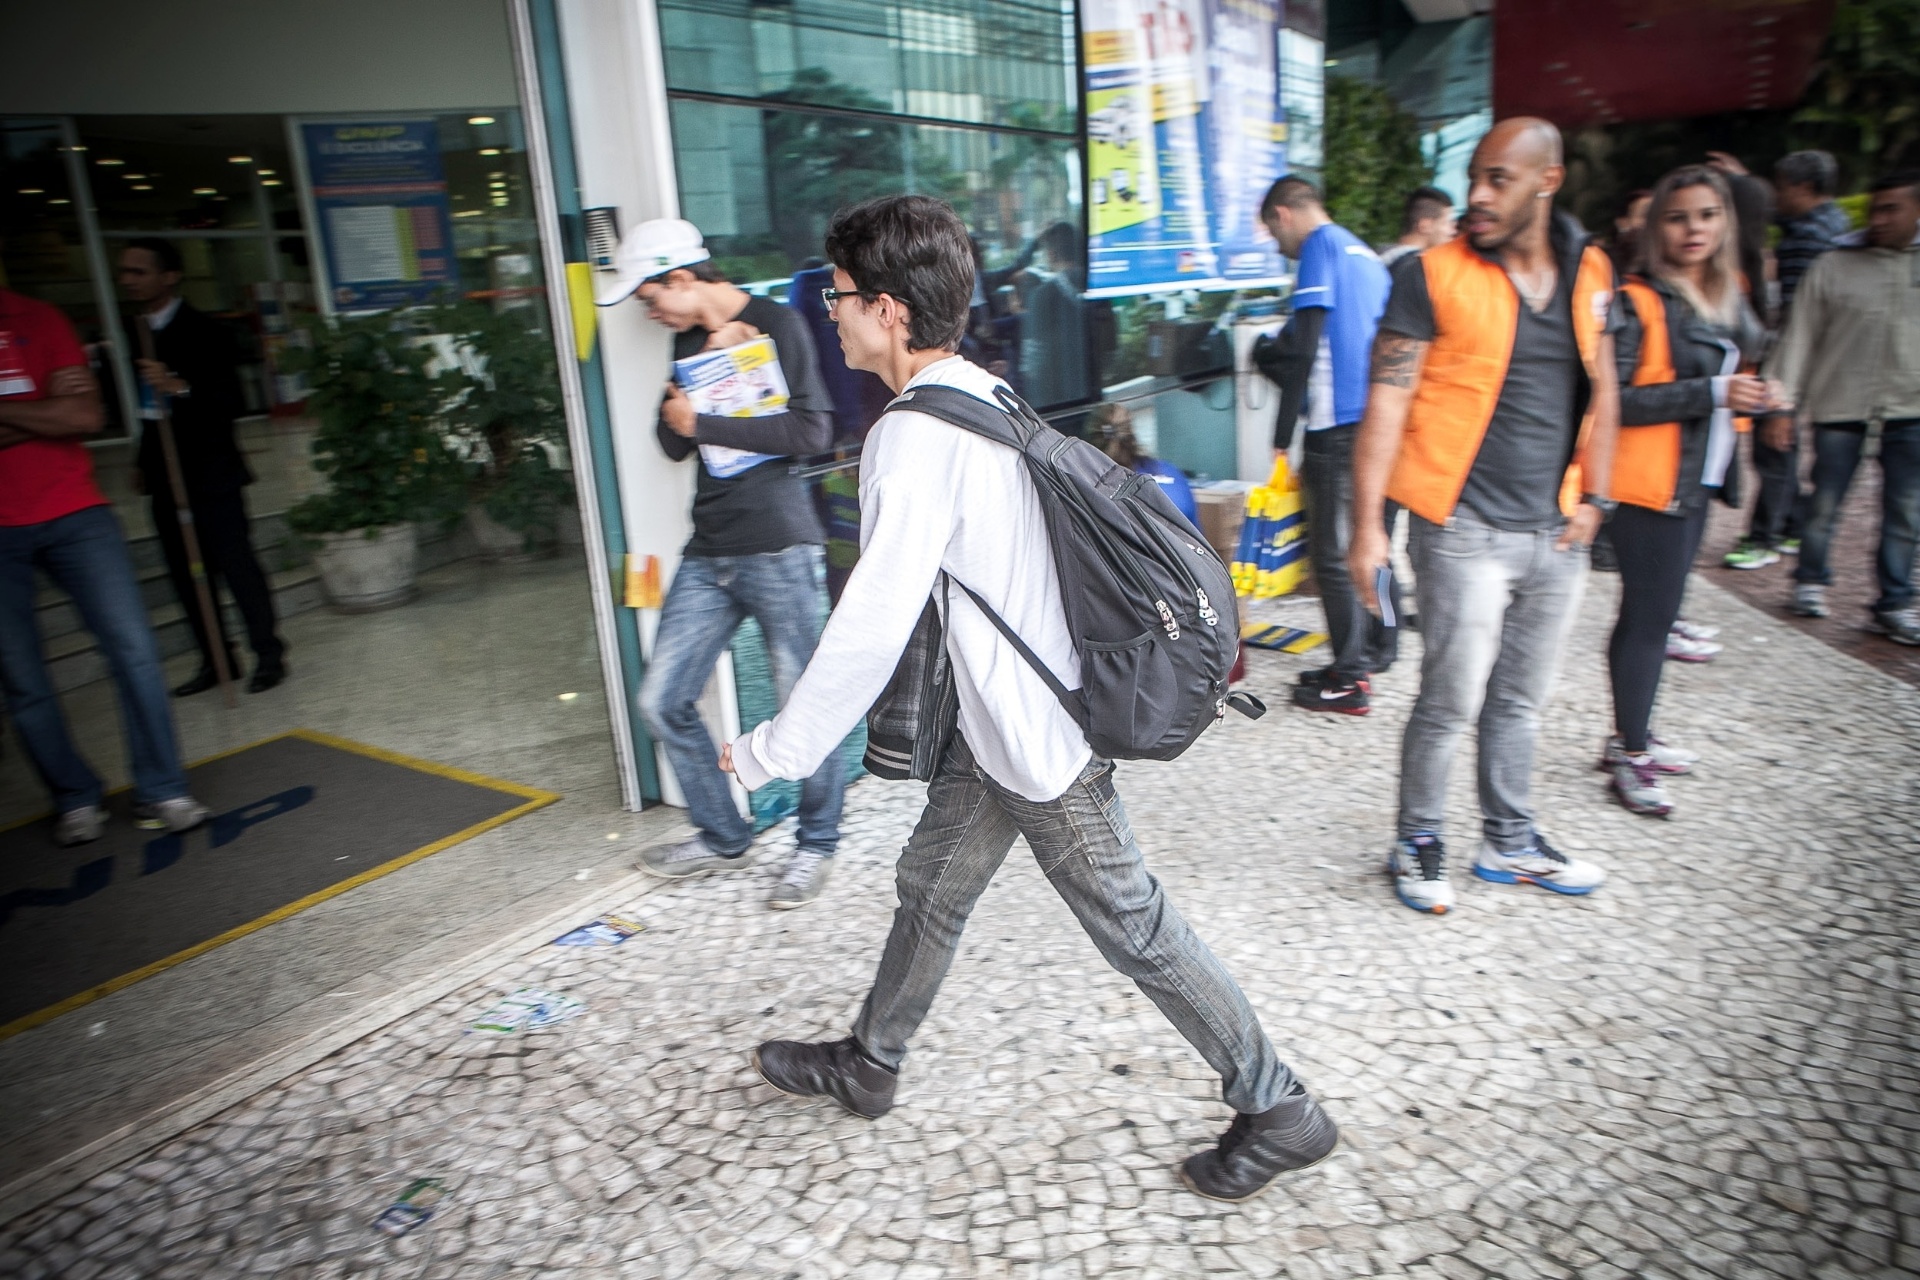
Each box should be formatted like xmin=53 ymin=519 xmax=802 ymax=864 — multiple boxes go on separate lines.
xmin=863 ymin=384 xmax=1262 ymax=782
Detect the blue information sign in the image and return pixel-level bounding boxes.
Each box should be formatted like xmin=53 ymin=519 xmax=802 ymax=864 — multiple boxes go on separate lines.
xmin=301 ymin=120 xmax=456 ymax=312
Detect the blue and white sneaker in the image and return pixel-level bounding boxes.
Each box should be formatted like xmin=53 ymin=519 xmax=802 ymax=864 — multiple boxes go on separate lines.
xmin=1473 ymin=834 xmax=1606 ymax=896
xmin=1388 ymin=834 xmax=1454 ymax=914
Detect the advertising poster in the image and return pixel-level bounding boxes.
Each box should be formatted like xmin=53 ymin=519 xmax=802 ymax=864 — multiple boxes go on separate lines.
xmin=1084 ymin=0 xmax=1214 ymax=296
xmin=301 ymin=120 xmax=456 ymax=312
xmin=1084 ymin=0 xmax=1287 ymax=297
xmin=1203 ymin=0 xmax=1289 ymax=285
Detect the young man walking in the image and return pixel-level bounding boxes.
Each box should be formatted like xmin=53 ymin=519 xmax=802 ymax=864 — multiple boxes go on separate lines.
xmin=1252 ymin=176 xmax=1396 ymax=714
xmin=1349 ymin=118 xmax=1621 ymax=915
xmin=599 ymin=219 xmax=846 ymax=908
xmin=0 ymin=286 xmax=210 ymax=845
xmin=1767 ymin=171 xmax=1920 ymax=644
xmin=724 ymin=195 xmax=1336 ymax=1202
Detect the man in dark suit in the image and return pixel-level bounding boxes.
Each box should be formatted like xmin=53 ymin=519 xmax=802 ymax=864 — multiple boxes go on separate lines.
xmin=118 ymin=238 xmax=286 ymax=694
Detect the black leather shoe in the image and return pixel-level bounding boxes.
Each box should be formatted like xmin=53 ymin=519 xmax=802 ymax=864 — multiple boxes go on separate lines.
xmin=171 ymin=667 xmax=220 ymax=697
xmin=752 ymin=1037 xmax=898 ymax=1119
xmin=1179 ymin=1090 xmax=1339 ymax=1202
xmin=247 ymin=662 xmax=286 ymax=693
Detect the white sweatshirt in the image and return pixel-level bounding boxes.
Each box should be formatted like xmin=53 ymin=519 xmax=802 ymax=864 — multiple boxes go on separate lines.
xmin=730 ymin=355 xmax=1091 ymax=802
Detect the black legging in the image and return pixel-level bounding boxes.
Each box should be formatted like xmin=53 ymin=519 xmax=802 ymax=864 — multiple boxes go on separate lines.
xmin=1608 ymin=501 xmax=1708 ymax=753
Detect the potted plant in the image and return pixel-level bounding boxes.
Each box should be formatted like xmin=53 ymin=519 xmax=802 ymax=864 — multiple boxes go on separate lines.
xmin=431 ymin=301 xmax=575 ymax=560
xmin=282 ymin=311 xmax=464 ymax=610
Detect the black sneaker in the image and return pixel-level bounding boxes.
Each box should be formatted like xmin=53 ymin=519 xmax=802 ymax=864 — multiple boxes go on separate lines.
xmin=1179 ymin=1090 xmax=1339 ymax=1202
xmin=752 ymin=1037 xmax=898 ymax=1119
xmin=1291 ymin=673 xmax=1370 ymax=716
xmin=1295 ymin=666 xmax=1331 ymax=686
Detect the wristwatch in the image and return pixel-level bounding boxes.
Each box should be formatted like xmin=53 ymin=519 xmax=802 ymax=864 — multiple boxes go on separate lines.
xmin=1579 ymin=493 xmax=1618 ymax=521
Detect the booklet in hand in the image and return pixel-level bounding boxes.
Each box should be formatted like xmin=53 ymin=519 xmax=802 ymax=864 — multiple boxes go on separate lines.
xmin=672 ymin=336 xmax=790 ymax=479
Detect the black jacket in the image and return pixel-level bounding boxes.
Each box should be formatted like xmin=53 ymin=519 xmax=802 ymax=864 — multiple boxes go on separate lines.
xmin=1614 ymin=277 xmax=1766 ymax=512
xmin=135 ymin=301 xmax=251 ymax=497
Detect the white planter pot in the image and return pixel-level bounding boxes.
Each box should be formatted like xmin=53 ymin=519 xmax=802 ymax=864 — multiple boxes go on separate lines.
xmin=465 ymin=504 xmax=554 ymax=562
xmin=310 ymin=523 xmax=418 ymax=611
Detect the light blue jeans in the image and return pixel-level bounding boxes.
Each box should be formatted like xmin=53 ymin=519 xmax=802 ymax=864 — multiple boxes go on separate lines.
xmin=0 ymin=504 xmax=190 ymax=810
xmin=851 ymin=734 xmax=1296 ymax=1114
xmin=636 ymin=544 xmax=843 ymax=856
xmin=1399 ymin=510 xmax=1588 ymax=851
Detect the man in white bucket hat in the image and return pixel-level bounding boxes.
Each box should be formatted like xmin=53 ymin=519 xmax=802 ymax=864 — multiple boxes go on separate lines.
xmin=600 ymin=219 xmax=845 ymax=909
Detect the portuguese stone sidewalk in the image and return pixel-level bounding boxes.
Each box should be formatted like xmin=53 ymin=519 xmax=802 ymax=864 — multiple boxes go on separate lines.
xmin=4 ymin=571 xmax=1916 ymax=1280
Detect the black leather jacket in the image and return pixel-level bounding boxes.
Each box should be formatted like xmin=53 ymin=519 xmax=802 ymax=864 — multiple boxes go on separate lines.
xmin=1614 ymin=277 xmax=1766 ymax=511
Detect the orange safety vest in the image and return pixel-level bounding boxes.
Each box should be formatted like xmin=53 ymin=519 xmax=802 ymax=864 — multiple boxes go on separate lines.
xmin=1614 ymin=278 xmax=1753 ymax=514
xmin=1387 ymin=237 xmax=1615 ymax=525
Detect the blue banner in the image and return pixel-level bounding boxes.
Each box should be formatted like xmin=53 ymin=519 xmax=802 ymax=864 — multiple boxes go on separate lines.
xmin=302 ymin=120 xmax=456 ymax=312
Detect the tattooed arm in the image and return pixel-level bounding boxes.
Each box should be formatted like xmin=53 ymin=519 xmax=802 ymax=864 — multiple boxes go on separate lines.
xmin=1348 ymin=331 xmax=1429 ymax=609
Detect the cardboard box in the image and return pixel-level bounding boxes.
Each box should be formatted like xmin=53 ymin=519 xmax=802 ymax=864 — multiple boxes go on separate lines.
xmin=1193 ymin=488 xmax=1245 ymax=562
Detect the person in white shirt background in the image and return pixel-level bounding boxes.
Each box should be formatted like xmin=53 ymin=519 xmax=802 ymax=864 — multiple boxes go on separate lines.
xmin=724 ymin=193 xmax=1338 ymax=1204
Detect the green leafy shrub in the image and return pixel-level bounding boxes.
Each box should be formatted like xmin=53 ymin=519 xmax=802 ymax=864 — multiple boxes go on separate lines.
xmin=1323 ymin=78 xmax=1435 ymax=247
xmin=281 ymin=311 xmax=465 ymax=537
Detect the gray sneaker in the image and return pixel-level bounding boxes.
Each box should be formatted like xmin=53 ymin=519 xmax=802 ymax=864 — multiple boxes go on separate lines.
xmin=636 ymin=835 xmax=751 ymax=880
xmin=769 ymin=849 xmax=833 ymax=910
xmin=133 ymin=796 xmax=210 ymax=833
xmin=1868 ymin=607 xmax=1920 ymax=646
xmin=1791 ymin=583 xmax=1829 ymax=618
xmin=53 ymin=805 xmax=106 ymax=847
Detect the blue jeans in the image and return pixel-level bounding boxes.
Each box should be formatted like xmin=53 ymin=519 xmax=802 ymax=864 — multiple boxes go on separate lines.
xmin=1793 ymin=420 xmax=1920 ymax=615
xmin=849 ymin=734 xmax=1294 ymax=1113
xmin=636 ymin=544 xmax=843 ymax=856
xmin=0 ymin=504 xmax=190 ymax=811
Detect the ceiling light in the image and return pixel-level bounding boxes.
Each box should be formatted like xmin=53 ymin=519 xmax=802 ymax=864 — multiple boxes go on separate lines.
xmin=261 ymin=179 xmax=283 ymax=187
xmin=488 ymin=171 xmax=506 ymax=179
xmin=193 ymin=187 xmax=217 ymax=195
xmin=479 ymin=147 xmax=502 ymax=156
xmin=96 ymin=157 xmax=124 ymax=166
xmin=49 ymin=197 xmax=71 ymax=205
xmin=123 ymin=173 xmax=147 ymax=180
xmin=257 ymin=168 xmax=276 ymax=176
xmin=66 ymin=144 xmax=87 ymax=153
xmin=18 ymin=187 xmax=44 ymax=195
xmin=454 ymin=209 xmax=484 ymax=218
xmin=229 ymin=155 xmax=253 ymax=164
xmin=131 ymin=184 xmax=153 ymax=191
xmin=468 ymin=115 xmax=496 ymax=126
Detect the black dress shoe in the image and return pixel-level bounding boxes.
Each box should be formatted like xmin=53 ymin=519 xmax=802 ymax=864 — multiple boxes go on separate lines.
xmin=171 ymin=667 xmax=220 ymax=697
xmin=752 ymin=1037 xmax=898 ymax=1119
xmin=247 ymin=663 xmax=287 ymax=694
xmin=1179 ymin=1089 xmax=1339 ymax=1202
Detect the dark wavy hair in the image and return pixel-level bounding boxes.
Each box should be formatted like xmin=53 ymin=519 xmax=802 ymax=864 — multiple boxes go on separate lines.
xmin=823 ymin=195 xmax=973 ymax=352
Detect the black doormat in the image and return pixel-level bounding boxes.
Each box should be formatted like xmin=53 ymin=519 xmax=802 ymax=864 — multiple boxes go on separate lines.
xmin=0 ymin=730 xmax=559 ymax=1039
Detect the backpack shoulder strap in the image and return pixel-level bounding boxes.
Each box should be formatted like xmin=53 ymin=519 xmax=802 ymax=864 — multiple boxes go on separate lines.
xmin=884 ymin=383 xmax=1034 ymax=451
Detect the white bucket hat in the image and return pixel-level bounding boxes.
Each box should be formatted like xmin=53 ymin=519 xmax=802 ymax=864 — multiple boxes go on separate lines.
xmin=594 ymin=217 xmax=712 ymax=306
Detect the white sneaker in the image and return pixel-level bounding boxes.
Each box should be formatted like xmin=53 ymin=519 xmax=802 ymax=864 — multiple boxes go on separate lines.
xmin=1388 ymin=834 xmax=1455 ymax=914
xmin=1609 ymin=755 xmax=1674 ymax=817
xmin=132 ymin=796 xmax=210 ymax=833
xmin=53 ymin=805 xmax=106 ymax=847
xmin=636 ymin=835 xmax=753 ymax=880
xmin=1670 ymin=619 xmax=1719 ymax=642
xmin=1599 ymin=734 xmax=1698 ymax=775
xmin=1791 ymin=583 xmax=1829 ymax=618
xmin=1473 ymin=835 xmax=1606 ymax=896
xmin=1664 ymin=633 xmax=1722 ymax=663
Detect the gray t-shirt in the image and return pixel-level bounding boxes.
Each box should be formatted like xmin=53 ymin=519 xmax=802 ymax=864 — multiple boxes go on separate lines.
xmin=1380 ymin=251 xmax=1591 ymax=531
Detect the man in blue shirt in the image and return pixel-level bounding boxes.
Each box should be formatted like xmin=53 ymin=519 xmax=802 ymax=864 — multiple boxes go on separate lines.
xmin=1252 ymin=177 xmax=1395 ymax=714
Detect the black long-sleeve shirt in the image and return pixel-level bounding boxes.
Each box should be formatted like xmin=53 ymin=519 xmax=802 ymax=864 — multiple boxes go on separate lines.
xmin=661 ymin=294 xmax=836 ymax=557
xmin=1251 ymin=305 xmax=1324 ymax=451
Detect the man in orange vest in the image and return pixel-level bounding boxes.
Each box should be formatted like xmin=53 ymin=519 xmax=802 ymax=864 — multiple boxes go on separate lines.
xmin=1349 ymin=118 xmax=1622 ymax=915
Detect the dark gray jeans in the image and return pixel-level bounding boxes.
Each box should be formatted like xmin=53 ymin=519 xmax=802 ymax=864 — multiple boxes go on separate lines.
xmin=1399 ymin=511 xmax=1588 ymax=850
xmin=851 ymin=735 xmax=1296 ymax=1114
xmin=1303 ymin=424 xmax=1402 ymax=679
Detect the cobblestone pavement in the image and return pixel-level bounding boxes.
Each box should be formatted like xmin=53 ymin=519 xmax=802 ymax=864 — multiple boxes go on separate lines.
xmin=4 ymin=573 xmax=1917 ymax=1280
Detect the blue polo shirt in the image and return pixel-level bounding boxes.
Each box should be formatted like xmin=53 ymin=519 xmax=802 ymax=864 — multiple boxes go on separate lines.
xmin=1291 ymin=222 xmax=1390 ymax=428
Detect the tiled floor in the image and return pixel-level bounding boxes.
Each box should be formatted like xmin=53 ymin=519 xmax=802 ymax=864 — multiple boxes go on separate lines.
xmin=6 ymin=570 xmax=1913 ymax=1279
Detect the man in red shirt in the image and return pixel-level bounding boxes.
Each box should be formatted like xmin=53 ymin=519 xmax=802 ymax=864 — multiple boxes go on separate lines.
xmin=0 ymin=287 xmax=209 ymax=845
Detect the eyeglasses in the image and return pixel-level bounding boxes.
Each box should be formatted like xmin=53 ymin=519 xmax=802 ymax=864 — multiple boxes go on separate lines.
xmin=821 ymin=286 xmax=878 ymax=314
